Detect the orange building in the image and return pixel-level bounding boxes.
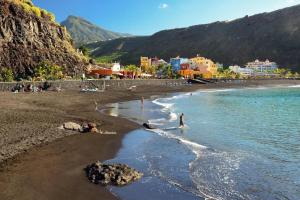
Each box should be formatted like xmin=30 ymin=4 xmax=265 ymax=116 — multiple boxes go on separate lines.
xmin=190 ymin=55 xmax=217 ymax=79
xmin=89 ymin=69 xmax=112 ymax=76
xmin=178 ymin=69 xmax=194 ymax=78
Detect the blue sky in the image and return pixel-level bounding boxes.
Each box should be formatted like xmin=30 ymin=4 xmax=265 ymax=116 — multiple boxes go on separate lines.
xmin=33 ymin=0 xmax=300 ymax=35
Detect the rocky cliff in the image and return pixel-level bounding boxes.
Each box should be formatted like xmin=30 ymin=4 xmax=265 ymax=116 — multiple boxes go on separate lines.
xmin=0 ymin=0 xmax=86 ymax=78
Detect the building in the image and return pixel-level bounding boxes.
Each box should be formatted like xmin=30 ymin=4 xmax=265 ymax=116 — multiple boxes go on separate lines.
xmin=246 ymin=59 xmax=278 ymax=75
xmin=180 ymin=63 xmax=190 ymax=70
xmin=193 ymin=65 xmax=212 ymax=79
xmin=150 ymin=57 xmax=167 ymax=67
xmin=170 ymin=57 xmax=189 ymax=72
xmin=190 ymin=55 xmax=218 ymax=78
xmin=111 ymin=62 xmax=121 ymax=72
xmin=140 ymin=57 xmax=151 ymax=72
xmin=229 ymin=65 xmax=254 ymax=77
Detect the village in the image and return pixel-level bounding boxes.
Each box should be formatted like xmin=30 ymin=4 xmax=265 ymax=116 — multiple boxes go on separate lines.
xmin=86 ymin=55 xmax=298 ymax=80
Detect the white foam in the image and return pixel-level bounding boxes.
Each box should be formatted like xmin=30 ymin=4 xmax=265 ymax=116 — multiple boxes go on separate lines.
xmin=169 ymin=112 xmax=178 ymax=122
xmin=147 ymin=128 xmax=207 ymax=158
xmin=198 ymin=89 xmax=237 ymax=93
xmin=289 ymin=85 xmax=300 ymax=88
xmin=152 ymin=99 xmax=174 ymax=111
xmin=148 ymin=118 xmax=166 ymax=126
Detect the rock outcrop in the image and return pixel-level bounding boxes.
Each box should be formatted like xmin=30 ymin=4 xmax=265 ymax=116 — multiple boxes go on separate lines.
xmin=85 ymin=161 xmax=143 ymax=186
xmin=0 ymin=0 xmax=86 ymax=78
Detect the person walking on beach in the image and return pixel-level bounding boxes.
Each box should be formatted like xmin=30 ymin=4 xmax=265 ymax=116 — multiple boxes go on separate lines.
xmin=141 ymin=96 xmax=144 ymax=107
xmin=179 ymin=113 xmax=184 ymax=128
xmin=81 ymin=73 xmax=86 ymax=82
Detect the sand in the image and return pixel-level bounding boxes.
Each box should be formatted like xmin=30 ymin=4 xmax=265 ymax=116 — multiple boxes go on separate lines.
xmin=0 ymin=79 xmax=299 ymax=200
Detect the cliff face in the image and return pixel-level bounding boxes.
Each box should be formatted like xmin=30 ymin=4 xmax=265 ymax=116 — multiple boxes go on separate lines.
xmin=0 ymin=0 xmax=86 ymax=77
xmin=88 ymin=4 xmax=300 ymax=71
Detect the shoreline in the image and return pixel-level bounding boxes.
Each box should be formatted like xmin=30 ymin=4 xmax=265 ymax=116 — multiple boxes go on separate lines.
xmin=0 ymin=79 xmax=300 ymax=200
xmin=0 ymin=84 xmax=201 ymax=200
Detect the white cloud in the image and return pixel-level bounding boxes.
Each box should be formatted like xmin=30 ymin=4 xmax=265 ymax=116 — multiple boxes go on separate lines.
xmin=159 ymin=3 xmax=169 ymax=9
xmin=286 ymin=0 xmax=298 ymax=4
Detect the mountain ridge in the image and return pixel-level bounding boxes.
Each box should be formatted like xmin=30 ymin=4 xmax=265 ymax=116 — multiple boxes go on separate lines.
xmin=87 ymin=4 xmax=300 ymax=71
xmin=61 ymin=15 xmax=132 ymax=46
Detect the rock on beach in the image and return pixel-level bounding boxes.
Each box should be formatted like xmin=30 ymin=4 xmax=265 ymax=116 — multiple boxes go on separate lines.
xmin=84 ymin=161 xmax=143 ymax=186
xmin=63 ymin=122 xmax=82 ymax=132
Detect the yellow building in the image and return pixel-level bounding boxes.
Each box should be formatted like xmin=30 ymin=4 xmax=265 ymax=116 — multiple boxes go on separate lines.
xmin=190 ymin=55 xmax=218 ymax=78
xmin=140 ymin=57 xmax=151 ymax=72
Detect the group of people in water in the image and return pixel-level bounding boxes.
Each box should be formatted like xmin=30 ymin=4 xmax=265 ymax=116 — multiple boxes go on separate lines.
xmin=141 ymin=96 xmax=185 ymax=129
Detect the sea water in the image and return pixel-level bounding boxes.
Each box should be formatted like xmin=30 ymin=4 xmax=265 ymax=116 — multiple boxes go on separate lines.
xmin=103 ymin=85 xmax=300 ymax=200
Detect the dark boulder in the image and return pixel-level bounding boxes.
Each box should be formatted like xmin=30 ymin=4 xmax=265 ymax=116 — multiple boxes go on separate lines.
xmin=84 ymin=161 xmax=143 ymax=186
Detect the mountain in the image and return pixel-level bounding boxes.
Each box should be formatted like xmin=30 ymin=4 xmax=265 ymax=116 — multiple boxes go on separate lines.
xmin=61 ymin=16 xmax=131 ymax=46
xmin=87 ymin=5 xmax=300 ymax=72
xmin=0 ymin=0 xmax=86 ymax=78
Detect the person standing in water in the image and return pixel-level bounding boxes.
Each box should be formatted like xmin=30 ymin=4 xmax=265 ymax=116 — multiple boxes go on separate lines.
xmin=179 ymin=113 xmax=184 ymax=128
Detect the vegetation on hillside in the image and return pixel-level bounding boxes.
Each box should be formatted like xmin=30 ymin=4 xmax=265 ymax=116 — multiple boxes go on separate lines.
xmin=79 ymin=46 xmax=90 ymax=57
xmin=0 ymin=68 xmax=14 ymax=82
xmin=94 ymin=52 xmax=127 ymax=64
xmin=32 ymin=61 xmax=64 ymax=81
xmin=10 ymin=0 xmax=56 ymax=22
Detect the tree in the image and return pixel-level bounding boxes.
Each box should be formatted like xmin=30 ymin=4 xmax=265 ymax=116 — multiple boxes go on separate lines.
xmin=161 ymin=64 xmax=173 ymax=79
xmin=0 ymin=68 xmax=14 ymax=82
xmin=285 ymin=70 xmax=294 ymax=78
xmin=79 ymin=46 xmax=90 ymax=57
xmin=274 ymin=68 xmax=288 ymax=78
xmin=124 ymin=64 xmax=140 ymax=78
xmin=125 ymin=64 xmax=138 ymax=72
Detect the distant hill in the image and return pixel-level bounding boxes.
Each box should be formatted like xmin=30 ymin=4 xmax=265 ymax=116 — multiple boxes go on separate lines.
xmin=87 ymin=5 xmax=300 ymax=72
xmin=61 ymin=16 xmax=132 ymax=46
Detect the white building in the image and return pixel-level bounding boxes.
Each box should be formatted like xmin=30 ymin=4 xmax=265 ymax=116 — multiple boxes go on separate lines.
xmin=111 ymin=62 xmax=121 ymax=72
xmin=229 ymin=65 xmax=254 ymax=77
xmin=246 ymin=60 xmax=278 ymax=75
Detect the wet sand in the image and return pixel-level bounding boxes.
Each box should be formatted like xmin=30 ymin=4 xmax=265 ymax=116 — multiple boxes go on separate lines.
xmin=0 ymin=84 xmax=201 ymax=200
xmin=0 ymin=80 xmax=299 ymax=200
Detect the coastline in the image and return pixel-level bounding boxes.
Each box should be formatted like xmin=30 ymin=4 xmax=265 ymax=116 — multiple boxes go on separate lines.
xmin=0 ymin=79 xmax=300 ymax=200
xmin=0 ymin=84 xmax=201 ymax=200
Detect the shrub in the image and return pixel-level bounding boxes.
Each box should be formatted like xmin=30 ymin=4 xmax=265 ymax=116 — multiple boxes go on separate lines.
xmin=0 ymin=68 xmax=14 ymax=82
xmin=79 ymin=46 xmax=90 ymax=56
xmin=41 ymin=9 xmax=55 ymax=22
xmin=33 ymin=61 xmax=64 ymax=81
xmin=12 ymin=0 xmax=56 ymax=22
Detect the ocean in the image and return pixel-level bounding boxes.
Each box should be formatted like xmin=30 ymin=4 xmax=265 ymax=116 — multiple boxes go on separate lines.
xmin=102 ymin=85 xmax=300 ymax=200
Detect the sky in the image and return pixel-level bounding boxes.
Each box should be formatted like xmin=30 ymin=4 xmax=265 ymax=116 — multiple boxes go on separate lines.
xmin=32 ymin=0 xmax=300 ymax=35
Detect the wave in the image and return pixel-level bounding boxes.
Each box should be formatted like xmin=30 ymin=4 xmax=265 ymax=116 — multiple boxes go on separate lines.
xmin=152 ymin=99 xmax=174 ymax=111
xmin=198 ymin=89 xmax=238 ymax=93
xmin=289 ymin=85 xmax=300 ymax=88
xmin=148 ymin=118 xmax=166 ymax=126
xmin=169 ymin=112 xmax=178 ymax=122
xmin=146 ymin=128 xmax=207 ymax=157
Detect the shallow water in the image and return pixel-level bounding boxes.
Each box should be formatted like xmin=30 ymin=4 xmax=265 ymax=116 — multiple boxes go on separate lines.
xmin=103 ymin=85 xmax=300 ymax=200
